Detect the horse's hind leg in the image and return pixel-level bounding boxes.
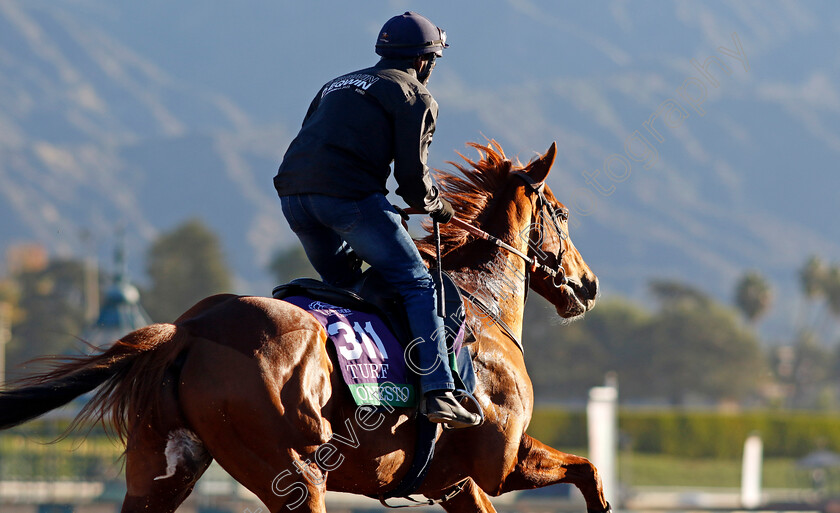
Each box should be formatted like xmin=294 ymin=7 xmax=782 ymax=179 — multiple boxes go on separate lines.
xmin=118 ymin=296 xmax=239 ymax=512
xmin=120 ymin=370 xmax=213 ymax=512
xmin=176 ymin=326 xmax=332 ymax=512
xmin=440 ymin=478 xmax=498 ymax=513
xmin=121 ymin=426 xmax=212 ymax=512
xmin=500 ymin=434 xmax=610 ymax=513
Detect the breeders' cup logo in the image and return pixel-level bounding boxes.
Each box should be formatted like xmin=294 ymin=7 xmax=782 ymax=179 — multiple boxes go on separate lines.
xmin=308 ymin=301 xmax=352 ymax=315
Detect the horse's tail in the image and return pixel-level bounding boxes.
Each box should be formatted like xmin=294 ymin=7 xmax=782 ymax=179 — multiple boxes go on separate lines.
xmin=0 ymin=323 xmax=189 ymax=439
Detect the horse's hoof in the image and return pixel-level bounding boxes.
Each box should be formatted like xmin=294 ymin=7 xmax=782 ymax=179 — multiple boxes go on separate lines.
xmin=587 ymin=502 xmax=611 ymax=513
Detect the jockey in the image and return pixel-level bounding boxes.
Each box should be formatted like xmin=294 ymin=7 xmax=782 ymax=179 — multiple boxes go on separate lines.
xmin=273 ymin=12 xmax=480 ymax=428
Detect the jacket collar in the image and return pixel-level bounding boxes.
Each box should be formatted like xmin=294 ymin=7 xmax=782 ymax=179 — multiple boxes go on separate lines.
xmin=374 ymin=58 xmax=418 ymax=79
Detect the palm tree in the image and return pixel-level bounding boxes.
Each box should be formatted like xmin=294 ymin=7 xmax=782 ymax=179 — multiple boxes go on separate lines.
xmin=800 ymin=256 xmax=827 ymax=301
xmin=798 ymin=256 xmax=828 ymax=336
xmin=824 ymin=265 xmax=840 ymax=332
xmin=734 ymin=271 xmax=773 ymax=325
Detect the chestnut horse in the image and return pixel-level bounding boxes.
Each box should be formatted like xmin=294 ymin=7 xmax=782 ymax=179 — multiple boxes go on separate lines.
xmin=0 ymin=141 xmax=606 ymax=513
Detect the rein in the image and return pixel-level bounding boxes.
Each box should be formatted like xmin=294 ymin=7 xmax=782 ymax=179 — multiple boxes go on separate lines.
xmin=451 ymin=208 xmax=567 ymax=286
xmin=463 ymin=291 xmax=525 ymax=354
xmin=404 ymin=174 xmax=568 ymax=286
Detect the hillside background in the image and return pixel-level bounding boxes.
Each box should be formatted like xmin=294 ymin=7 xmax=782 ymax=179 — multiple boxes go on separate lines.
xmin=2 ymin=0 xmax=839 ymax=342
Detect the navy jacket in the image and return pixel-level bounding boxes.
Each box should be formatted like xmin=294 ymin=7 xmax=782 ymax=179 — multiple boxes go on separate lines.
xmin=274 ymin=59 xmax=445 ymax=213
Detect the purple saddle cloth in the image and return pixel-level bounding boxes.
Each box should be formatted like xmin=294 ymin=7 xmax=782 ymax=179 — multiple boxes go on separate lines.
xmin=283 ymin=295 xmax=419 ymax=407
xmin=273 ymin=271 xmax=475 ymax=409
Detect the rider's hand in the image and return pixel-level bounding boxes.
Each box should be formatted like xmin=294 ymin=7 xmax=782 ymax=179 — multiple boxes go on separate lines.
xmin=430 ymin=198 xmax=454 ymax=224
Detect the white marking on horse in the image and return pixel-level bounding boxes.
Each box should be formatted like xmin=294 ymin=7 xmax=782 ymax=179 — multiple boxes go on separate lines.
xmin=153 ymin=428 xmax=206 ymax=480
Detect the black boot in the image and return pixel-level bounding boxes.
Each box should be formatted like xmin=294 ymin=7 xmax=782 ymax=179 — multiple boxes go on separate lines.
xmin=420 ymin=390 xmax=481 ymax=429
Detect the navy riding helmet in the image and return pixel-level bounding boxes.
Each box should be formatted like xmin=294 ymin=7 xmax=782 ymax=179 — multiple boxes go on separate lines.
xmin=375 ymin=11 xmax=448 ymax=59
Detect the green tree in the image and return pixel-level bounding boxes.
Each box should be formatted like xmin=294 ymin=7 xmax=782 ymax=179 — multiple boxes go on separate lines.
xmin=789 ymin=331 xmax=834 ymax=409
xmin=0 ymin=278 xmax=19 ymax=305
xmin=523 ymin=294 xmax=602 ymax=399
xmin=5 ymin=259 xmax=90 ymax=377
xmin=649 ymin=279 xmax=712 ymax=308
xmin=144 ymin=219 xmax=232 ymax=322
xmin=643 ymin=298 xmax=765 ymax=405
xmin=525 ymin=279 xmax=767 ymax=405
xmin=642 ymin=279 xmax=766 ymax=405
xmin=268 ymin=246 xmax=318 ymax=285
xmin=734 ymin=271 xmax=773 ymax=324
xmin=524 ymin=294 xmax=654 ymax=400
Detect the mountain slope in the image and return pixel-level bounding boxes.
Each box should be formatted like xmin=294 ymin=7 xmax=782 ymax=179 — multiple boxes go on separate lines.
xmin=2 ymin=1 xmax=839 ymax=337
xmin=0 ymin=0 xmax=292 ymax=289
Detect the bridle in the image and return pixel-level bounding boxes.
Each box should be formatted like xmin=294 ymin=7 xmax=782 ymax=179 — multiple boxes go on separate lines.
xmin=443 ymin=172 xmax=569 ymax=289
xmin=403 ymin=172 xmax=571 ymax=354
xmin=511 ymin=171 xmax=569 ymax=288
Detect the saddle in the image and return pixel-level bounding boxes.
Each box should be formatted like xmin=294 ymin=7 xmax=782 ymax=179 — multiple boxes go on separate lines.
xmin=271 ymin=268 xmax=476 ymax=395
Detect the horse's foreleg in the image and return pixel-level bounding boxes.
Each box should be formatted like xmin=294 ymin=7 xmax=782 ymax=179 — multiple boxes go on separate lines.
xmin=499 ymin=434 xmax=610 ymax=513
xmin=439 ymin=478 xmax=497 ymax=513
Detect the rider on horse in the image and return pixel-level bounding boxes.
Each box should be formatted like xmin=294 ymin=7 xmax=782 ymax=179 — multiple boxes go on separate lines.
xmin=273 ymin=12 xmax=480 ymax=429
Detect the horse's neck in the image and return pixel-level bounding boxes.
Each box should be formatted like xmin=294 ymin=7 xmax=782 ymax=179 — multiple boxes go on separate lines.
xmin=448 ymin=226 xmax=530 ymax=343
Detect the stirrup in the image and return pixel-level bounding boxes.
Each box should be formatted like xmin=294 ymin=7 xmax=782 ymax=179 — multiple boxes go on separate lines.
xmin=420 ymin=391 xmax=481 ymax=429
xmin=433 ymin=390 xmax=484 ymax=430
xmin=442 ymin=389 xmax=484 ymax=430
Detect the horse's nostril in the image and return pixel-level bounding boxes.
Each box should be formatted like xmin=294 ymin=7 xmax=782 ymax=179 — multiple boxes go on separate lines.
xmin=582 ymin=276 xmax=598 ymax=300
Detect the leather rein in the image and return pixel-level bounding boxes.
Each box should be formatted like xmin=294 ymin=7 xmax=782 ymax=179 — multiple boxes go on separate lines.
xmin=403 ymin=172 xmax=570 ymax=354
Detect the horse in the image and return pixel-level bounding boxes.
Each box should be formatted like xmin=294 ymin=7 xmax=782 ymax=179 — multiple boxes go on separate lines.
xmin=0 ymin=140 xmax=606 ymax=513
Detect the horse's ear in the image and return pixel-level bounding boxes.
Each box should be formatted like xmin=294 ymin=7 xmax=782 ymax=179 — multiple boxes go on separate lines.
xmin=525 ymin=142 xmax=557 ymax=184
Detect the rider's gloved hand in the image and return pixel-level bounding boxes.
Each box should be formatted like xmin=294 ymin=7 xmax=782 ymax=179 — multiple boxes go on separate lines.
xmin=430 ymin=198 xmax=454 ymax=224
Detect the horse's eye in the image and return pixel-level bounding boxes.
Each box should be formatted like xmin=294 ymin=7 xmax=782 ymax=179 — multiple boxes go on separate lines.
xmin=553 ymin=206 xmax=569 ymax=222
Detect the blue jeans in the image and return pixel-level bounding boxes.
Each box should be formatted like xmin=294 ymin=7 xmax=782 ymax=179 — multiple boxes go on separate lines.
xmin=281 ymin=193 xmax=455 ymax=394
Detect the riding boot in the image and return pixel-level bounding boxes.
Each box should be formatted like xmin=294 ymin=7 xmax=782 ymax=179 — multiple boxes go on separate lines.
xmin=420 ymin=390 xmax=481 ymax=429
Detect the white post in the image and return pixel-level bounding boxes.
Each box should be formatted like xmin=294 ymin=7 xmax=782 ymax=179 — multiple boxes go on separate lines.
xmin=741 ymin=433 xmax=763 ymax=509
xmin=587 ymin=382 xmax=618 ymax=507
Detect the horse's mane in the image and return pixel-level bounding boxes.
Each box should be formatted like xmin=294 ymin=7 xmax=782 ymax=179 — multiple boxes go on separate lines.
xmin=417 ymin=140 xmax=520 ymax=257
